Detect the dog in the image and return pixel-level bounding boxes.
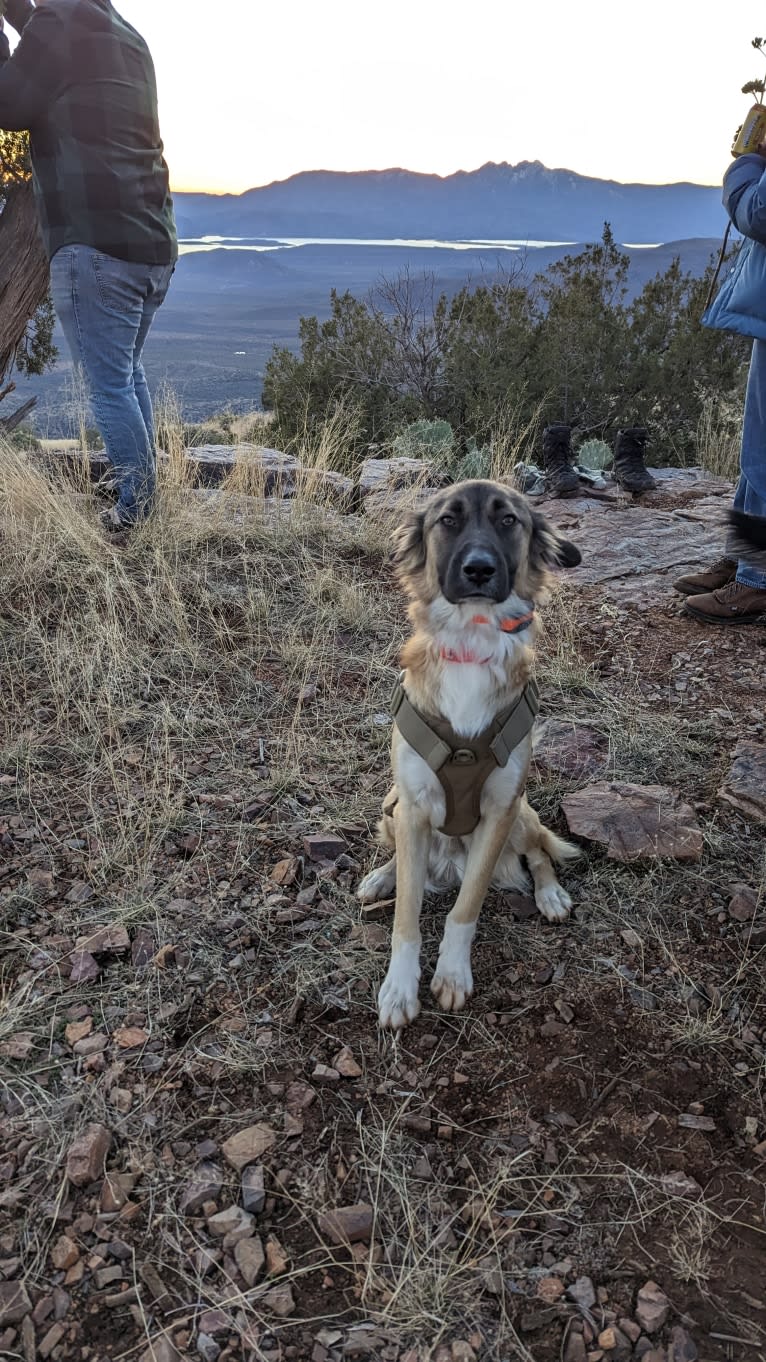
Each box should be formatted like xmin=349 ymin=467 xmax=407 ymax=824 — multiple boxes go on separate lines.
xmin=729 ymin=510 xmax=766 ymax=568
xmin=358 ymin=479 xmax=582 ymax=1029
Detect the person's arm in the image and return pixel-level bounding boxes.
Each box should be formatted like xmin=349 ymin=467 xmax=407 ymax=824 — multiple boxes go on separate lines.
xmin=723 ymin=153 xmax=766 ymax=245
xmin=0 ymin=4 xmax=65 ymax=131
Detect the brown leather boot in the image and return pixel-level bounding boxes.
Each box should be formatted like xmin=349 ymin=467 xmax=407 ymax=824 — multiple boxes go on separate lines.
xmin=672 ymin=557 xmax=737 ymax=596
xmin=683 ymin=579 xmax=766 ymax=624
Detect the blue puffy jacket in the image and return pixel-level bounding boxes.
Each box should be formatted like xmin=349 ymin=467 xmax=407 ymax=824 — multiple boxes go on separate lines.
xmin=703 ymin=154 xmax=766 ymax=338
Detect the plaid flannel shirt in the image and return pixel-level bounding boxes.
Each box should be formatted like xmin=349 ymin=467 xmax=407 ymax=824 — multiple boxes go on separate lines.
xmin=0 ymin=0 xmax=177 ymax=264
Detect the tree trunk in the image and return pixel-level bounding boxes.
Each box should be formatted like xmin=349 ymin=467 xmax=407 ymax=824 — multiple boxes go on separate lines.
xmin=0 ymin=180 xmax=49 ymax=381
xmin=0 ymin=394 xmax=35 ymax=432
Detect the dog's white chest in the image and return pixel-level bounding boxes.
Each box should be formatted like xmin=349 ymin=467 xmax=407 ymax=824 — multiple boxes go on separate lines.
xmin=438 ymin=663 xmax=500 ymax=738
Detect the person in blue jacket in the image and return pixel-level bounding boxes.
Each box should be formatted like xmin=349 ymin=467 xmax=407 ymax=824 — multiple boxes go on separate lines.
xmin=673 ymin=151 xmax=766 ymax=623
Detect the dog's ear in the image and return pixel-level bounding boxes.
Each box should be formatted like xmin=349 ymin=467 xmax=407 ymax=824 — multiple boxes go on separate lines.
xmin=530 ymin=511 xmax=582 ymax=569
xmin=390 ymin=510 xmax=427 ymax=575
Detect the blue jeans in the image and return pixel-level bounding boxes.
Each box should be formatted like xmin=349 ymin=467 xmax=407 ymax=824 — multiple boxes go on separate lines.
xmin=731 ymin=338 xmax=766 ymax=589
xmin=50 ymin=245 xmax=174 ymax=522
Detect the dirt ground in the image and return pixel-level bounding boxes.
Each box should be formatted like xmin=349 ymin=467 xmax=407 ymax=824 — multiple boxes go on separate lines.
xmin=1 ymin=461 xmax=765 ymax=1362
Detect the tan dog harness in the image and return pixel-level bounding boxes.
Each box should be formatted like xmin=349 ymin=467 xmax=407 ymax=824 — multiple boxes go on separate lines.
xmin=389 ymin=676 xmax=540 ymax=838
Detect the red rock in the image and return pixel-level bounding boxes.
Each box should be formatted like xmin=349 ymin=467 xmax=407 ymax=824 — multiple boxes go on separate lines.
xmin=563 ymin=782 xmax=703 ymax=862
xmin=198 ymin=1310 xmax=230 ymax=1337
xmin=333 ymin=1047 xmax=362 ymax=1079
xmin=64 ymin=1018 xmax=92 ymax=1047
xmin=50 ymin=1237 xmax=79 ymax=1271
xmin=114 ymin=1026 xmax=149 ymax=1049
xmin=635 ymin=1280 xmax=670 ymax=1333
xmin=131 ymin=929 xmax=156 ymax=967
xmin=66 ymin=880 xmax=94 ymax=904
xmin=317 ymin=1203 xmax=374 ymax=1245
xmin=0 ymin=1033 xmax=34 ymax=1060
xmin=537 ymin=1276 xmax=565 ymax=1302
xmin=180 ymin=1163 xmax=223 ymax=1216
xmin=312 ymin=1063 xmax=339 ymax=1084
xmin=304 ymin=834 xmax=346 ymax=862
xmin=234 ymin=1236 xmax=265 ymax=1287
xmin=100 ymin=1173 xmax=136 ymax=1212
xmin=728 ymin=884 xmax=758 ymax=922
xmin=270 ymin=857 xmax=300 ymax=885
xmin=76 ymin=924 xmax=130 ymax=953
xmin=263 ymin=1283 xmax=295 ymax=1317
xmin=69 ymin=950 xmax=100 ymax=983
xmin=73 ymin=1032 xmax=108 ymax=1058
xmin=719 ymin=741 xmax=766 ymax=824
xmin=285 ymin=1082 xmax=317 ymax=1114
xmin=265 ymin=1235 xmax=289 ymax=1276
xmin=207 ymin=1205 xmax=254 ymax=1243
xmin=221 ymin=1124 xmax=276 ymax=1172
xmin=0 ymin=1283 xmax=32 ymax=1324
xmin=39 ymin=1323 xmax=67 ymax=1358
xmin=139 ymin=1336 xmax=181 ymax=1362
xmin=65 ymin=1123 xmax=111 ymax=1187
xmin=533 ymin=720 xmax=609 ymax=779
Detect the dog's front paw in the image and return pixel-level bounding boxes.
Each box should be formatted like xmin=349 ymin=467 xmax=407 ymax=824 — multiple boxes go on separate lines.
xmin=378 ymin=946 xmax=421 ymax=1029
xmin=431 ymin=920 xmax=476 ymax=1013
xmin=535 ymin=883 xmax=572 ymax=923
xmin=357 ymin=862 xmax=396 ymax=905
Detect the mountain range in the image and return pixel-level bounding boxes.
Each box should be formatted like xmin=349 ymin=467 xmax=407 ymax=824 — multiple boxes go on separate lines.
xmin=172 ymin=161 xmax=727 ymax=244
xmin=23 ymin=162 xmax=731 ymax=432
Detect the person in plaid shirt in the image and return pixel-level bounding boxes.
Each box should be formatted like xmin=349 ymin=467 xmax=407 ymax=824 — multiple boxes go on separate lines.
xmin=0 ymin=0 xmax=177 ymax=529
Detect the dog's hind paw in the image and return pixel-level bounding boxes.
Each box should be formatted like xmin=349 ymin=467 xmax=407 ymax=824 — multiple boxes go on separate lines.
xmin=357 ymin=863 xmax=396 ymax=904
xmin=535 ymin=883 xmax=572 ymax=923
xmin=378 ymin=947 xmax=421 ymax=1029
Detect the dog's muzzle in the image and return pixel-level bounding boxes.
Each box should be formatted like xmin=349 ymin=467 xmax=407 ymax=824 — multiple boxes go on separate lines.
xmin=446 ymin=547 xmax=509 ymax=602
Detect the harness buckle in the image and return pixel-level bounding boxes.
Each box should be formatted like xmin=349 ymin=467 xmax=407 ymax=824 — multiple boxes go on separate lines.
xmin=452 ymin=749 xmax=477 ymax=766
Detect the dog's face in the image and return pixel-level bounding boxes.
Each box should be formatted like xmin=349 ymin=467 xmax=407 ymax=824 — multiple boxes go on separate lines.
xmin=392 ymin=480 xmax=581 ymax=605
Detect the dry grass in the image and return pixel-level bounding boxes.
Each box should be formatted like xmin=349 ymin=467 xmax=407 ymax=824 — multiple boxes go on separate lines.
xmin=1 ymin=414 xmax=766 ymax=1360
xmin=697 ymin=392 xmax=743 ymax=482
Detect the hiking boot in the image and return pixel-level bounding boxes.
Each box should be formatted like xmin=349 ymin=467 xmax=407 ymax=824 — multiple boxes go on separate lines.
xmin=542 ymin=424 xmax=580 ymax=497
xmin=672 ymin=557 xmax=737 ymax=596
xmin=613 ymin=427 xmax=657 ymax=493
xmin=683 ymin=579 xmax=766 ymax=625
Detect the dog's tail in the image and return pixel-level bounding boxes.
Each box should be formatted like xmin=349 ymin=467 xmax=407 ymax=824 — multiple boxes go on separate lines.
xmin=541 ymin=826 xmax=581 ymax=864
xmin=728 ymin=510 xmax=766 ymax=568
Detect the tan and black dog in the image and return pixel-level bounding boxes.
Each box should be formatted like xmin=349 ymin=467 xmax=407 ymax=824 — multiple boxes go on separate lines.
xmin=358 ymin=479 xmax=582 ymax=1029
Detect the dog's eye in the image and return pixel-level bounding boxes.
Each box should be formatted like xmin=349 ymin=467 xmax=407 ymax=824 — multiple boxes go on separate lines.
xmin=440 ymin=514 xmax=457 ymax=528
xmin=502 ymin=514 xmax=517 ymax=527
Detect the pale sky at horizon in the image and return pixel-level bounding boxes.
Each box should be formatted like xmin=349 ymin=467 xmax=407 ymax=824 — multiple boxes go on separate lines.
xmin=11 ymin=0 xmax=766 ymax=193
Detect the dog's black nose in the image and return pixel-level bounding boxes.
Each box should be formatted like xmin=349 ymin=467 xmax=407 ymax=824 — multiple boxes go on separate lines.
xmin=462 ymin=552 xmax=497 ymax=587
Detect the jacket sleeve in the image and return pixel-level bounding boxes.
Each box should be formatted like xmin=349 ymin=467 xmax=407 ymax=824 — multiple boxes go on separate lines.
xmin=0 ymin=6 xmax=66 ymax=131
xmin=723 ymin=154 xmax=766 ymax=245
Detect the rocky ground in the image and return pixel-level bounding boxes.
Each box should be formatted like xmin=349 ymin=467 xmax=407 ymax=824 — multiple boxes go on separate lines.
xmin=0 ymin=452 xmax=765 ymax=1362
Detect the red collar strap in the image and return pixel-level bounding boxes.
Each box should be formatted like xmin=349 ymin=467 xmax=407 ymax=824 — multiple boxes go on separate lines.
xmin=439 ymin=609 xmax=536 ymax=664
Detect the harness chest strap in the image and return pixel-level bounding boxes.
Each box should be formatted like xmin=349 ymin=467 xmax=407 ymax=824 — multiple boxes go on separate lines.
xmin=389 ymin=676 xmax=541 ymax=837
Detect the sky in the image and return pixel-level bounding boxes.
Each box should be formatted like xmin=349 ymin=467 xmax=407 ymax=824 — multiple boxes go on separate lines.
xmin=14 ymin=0 xmax=766 ymax=193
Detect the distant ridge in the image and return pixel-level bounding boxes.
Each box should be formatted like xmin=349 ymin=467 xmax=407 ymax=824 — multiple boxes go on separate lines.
xmin=173 ymin=160 xmax=725 ymax=245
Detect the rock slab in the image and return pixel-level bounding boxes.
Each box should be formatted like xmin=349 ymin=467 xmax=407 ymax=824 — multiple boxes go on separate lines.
xmin=65 ymin=1123 xmax=112 ymax=1187
xmin=221 ymin=1123 xmax=276 ymax=1172
xmin=719 ymin=740 xmax=766 ymax=824
xmin=563 ymin=782 xmax=703 ymax=862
